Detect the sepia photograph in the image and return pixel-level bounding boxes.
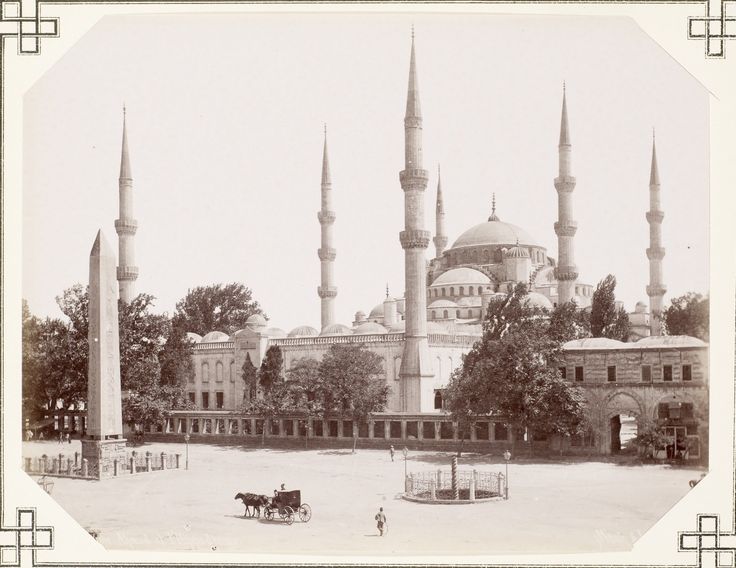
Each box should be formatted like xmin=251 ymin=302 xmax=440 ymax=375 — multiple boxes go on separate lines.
xmin=5 ymin=6 xmax=732 ymax=564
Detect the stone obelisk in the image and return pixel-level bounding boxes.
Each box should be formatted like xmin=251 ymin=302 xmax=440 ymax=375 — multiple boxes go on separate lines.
xmin=81 ymin=230 xmax=126 ymax=479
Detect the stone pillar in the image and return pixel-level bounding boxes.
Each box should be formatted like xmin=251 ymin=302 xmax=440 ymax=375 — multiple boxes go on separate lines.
xmin=145 ymin=451 xmax=151 ymax=472
xmin=66 ymin=458 xmax=73 ymax=475
xmin=417 ymin=421 xmax=423 ymax=441
xmin=400 ymin=420 xmax=407 ymax=440
xmin=470 ymin=423 xmax=477 ymax=442
xmin=469 ymin=475 xmax=476 ymax=501
xmin=130 ymin=452 xmax=137 ymax=474
xmin=451 ymin=456 xmax=459 ymax=500
xmin=436 ymin=469 xmax=442 ymax=489
xmin=161 ymin=452 xmax=167 ymax=470
xmin=434 ymin=422 xmax=440 ymax=440
xmin=323 ymin=420 xmax=329 ymax=438
xmin=176 ymin=454 xmax=181 ymax=469
xmin=52 ymin=458 xmax=59 ymax=474
xmin=430 ymin=478 xmax=436 ymax=500
xmin=41 ymin=455 xmax=48 ymax=473
xmin=82 ymin=459 xmax=89 ymax=477
xmin=368 ymin=420 xmax=374 ymax=439
xmin=250 ymin=418 xmax=257 ymax=436
xmin=113 ymin=459 xmax=119 ymax=476
xmin=24 ymin=457 xmax=31 ymax=472
xmin=337 ymin=420 xmax=344 ymax=438
xmin=452 ymin=421 xmax=459 ymax=441
xmin=74 ymin=452 xmax=79 ymax=467
xmin=293 ymin=419 xmax=299 ymax=438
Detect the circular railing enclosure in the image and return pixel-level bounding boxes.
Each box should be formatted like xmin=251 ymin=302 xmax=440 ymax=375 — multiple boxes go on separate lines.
xmin=403 ymin=468 xmax=506 ymax=504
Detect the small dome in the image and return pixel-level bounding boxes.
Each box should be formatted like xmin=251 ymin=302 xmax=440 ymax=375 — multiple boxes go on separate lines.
xmin=186 ymin=332 xmax=203 ymax=343
xmin=523 ymin=292 xmax=553 ymax=310
xmin=320 ymin=323 xmax=353 ymax=336
xmin=263 ymin=327 xmax=287 ymax=338
xmin=635 ymin=301 xmax=648 ymax=313
xmin=432 ymin=267 xmax=491 ymax=286
xmin=505 ymin=243 xmax=530 ymax=259
xmin=636 ymin=335 xmax=707 ymax=348
xmin=563 ymin=337 xmax=628 ymax=350
xmin=201 ymin=331 xmax=230 ymax=343
xmin=369 ymin=303 xmax=385 ymax=319
xmin=451 ymin=220 xmax=539 ymax=250
xmin=354 ymin=311 xmax=366 ymax=322
xmin=354 ymin=322 xmax=388 ymax=335
xmin=246 ymin=314 xmax=267 ymax=328
xmin=288 ymin=325 xmax=319 ymax=337
xmin=428 ymin=299 xmax=458 ymax=309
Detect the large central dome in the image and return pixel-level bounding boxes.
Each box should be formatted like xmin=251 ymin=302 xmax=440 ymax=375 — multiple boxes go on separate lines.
xmin=451 ymin=219 xmax=538 ymax=249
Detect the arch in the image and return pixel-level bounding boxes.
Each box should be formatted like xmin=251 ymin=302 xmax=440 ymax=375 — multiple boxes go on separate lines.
xmin=448 ymin=356 xmax=454 ymax=374
xmin=456 ymin=309 xmax=461 ymax=318
xmin=229 ymin=360 xmax=235 ymax=382
xmin=201 ymin=362 xmax=209 ymax=382
xmin=450 ymin=287 xmax=455 ymax=296
xmin=483 ymin=249 xmax=490 ymax=263
xmin=469 ymin=287 xmax=475 ymax=296
xmin=393 ymin=357 xmax=402 ymax=381
xmin=435 ymin=356 xmax=442 ymax=380
xmin=443 ymin=309 xmax=448 ymax=319
xmin=604 ymin=391 xmax=644 ymax=419
xmin=442 ymin=288 xmax=447 ymax=297
xmin=478 ymin=286 xmax=483 ymax=295
xmin=216 ymin=361 xmax=223 ymax=382
xmin=431 ymin=310 xmax=436 ymax=319
xmin=471 ymin=250 xmax=478 ymax=263
xmin=434 ymin=390 xmax=443 ymax=410
xmin=459 ymin=286 xmax=464 ymax=296
xmin=494 ymin=249 xmax=503 ymax=263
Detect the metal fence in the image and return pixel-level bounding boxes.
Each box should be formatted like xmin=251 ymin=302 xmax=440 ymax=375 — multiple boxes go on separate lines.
xmin=406 ymin=469 xmax=505 ymax=500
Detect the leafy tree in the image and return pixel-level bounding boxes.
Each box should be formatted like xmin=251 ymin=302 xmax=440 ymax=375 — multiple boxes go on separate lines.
xmin=663 ymin=292 xmax=709 ymax=341
xmin=286 ymin=357 xmax=325 ymax=448
xmin=318 ymin=344 xmax=390 ymax=453
xmin=241 ymin=353 xmax=258 ymax=402
xmin=172 ymin=283 xmax=266 ymax=336
xmin=548 ymin=301 xmax=591 ymax=343
xmin=241 ymin=381 xmax=296 ymax=446
xmin=590 ymin=275 xmax=630 ymax=341
xmin=445 ymin=284 xmax=586 ymax=454
xmin=258 ymin=346 xmax=283 ymax=394
xmin=632 ymin=419 xmax=668 ymax=460
xmin=159 ymin=325 xmax=196 ymax=387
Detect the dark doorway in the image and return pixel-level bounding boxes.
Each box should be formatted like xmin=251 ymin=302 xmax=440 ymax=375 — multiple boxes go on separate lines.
xmin=610 ymin=415 xmax=622 ymax=453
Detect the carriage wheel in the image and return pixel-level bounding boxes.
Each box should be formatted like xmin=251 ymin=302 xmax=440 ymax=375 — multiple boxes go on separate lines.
xmin=284 ymin=507 xmax=294 ymax=526
xmin=264 ymin=506 xmax=274 ymax=521
xmin=278 ymin=507 xmax=288 ymax=520
xmin=298 ymin=504 xmax=312 ymax=522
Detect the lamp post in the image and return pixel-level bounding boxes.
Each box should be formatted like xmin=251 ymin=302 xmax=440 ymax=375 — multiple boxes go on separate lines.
xmin=503 ymin=449 xmax=511 ymax=500
xmin=402 ymin=446 xmax=409 ymax=480
xmin=184 ymin=433 xmax=190 ymax=470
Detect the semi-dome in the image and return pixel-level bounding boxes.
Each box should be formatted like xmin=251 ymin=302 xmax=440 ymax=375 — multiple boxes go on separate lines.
xmin=636 ymin=335 xmax=707 ymax=348
xmin=186 ymin=332 xmax=203 ymax=343
xmin=288 ymin=325 xmax=319 ymax=337
xmin=523 ymin=292 xmax=553 ymax=310
xmin=457 ymin=296 xmax=482 ymax=307
xmin=245 ymin=314 xmax=267 ymax=328
xmin=432 ymin=267 xmax=491 ymax=286
xmin=201 ymin=331 xmax=230 ymax=343
xmin=563 ymin=337 xmax=628 ymax=350
xmin=320 ymin=323 xmax=353 ymax=336
xmin=354 ymin=322 xmax=388 ymax=335
xmin=505 ymin=242 xmax=530 ymax=259
xmin=428 ymin=299 xmax=458 ymax=308
xmin=452 ymin=220 xmax=538 ymax=250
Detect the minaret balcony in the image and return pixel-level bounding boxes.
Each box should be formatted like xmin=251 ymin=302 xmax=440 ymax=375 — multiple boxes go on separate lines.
xmin=318 ymin=247 xmax=337 ymax=261
xmin=553 ymin=221 xmax=578 ymax=237
xmin=117 ymin=266 xmax=139 ymax=281
xmin=554 ymin=266 xmax=578 ymax=281
xmin=646 ymin=284 xmax=667 ymax=297
xmin=399 ymin=230 xmax=431 ymax=250
xmin=114 ymin=219 xmax=138 ymax=235
xmin=646 ymin=211 xmax=664 ymax=224
xmin=318 ymin=286 xmax=338 ymax=298
xmin=399 ymin=169 xmax=429 ymax=188
xmin=433 ymin=235 xmax=448 ymax=248
xmin=554 ymin=176 xmax=576 ymax=192
xmin=404 ymin=117 xmax=423 ymax=128
xmin=646 ymin=247 xmax=666 ymax=260
xmin=318 ymin=211 xmax=336 ymax=224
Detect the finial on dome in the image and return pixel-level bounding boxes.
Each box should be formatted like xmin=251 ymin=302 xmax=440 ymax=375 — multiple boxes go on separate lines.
xmin=411 ymin=24 xmax=415 ymax=41
xmin=488 ymin=193 xmax=500 ymax=222
xmin=386 ymin=283 xmax=390 ymax=299
xmin=324 ymin=123 xmax=327 ymax=137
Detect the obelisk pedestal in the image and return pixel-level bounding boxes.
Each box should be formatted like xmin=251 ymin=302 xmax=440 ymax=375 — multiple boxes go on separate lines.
xmin=81 ymin=230 xmax=127 ymax=479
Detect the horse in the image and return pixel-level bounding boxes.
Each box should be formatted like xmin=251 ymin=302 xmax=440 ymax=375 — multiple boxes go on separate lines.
xmin=234 ymin=492 xmax=270 ymax=518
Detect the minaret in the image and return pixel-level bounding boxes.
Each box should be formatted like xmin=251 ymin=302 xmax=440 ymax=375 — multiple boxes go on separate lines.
xmin=433 ymin=165 xmax=448 ymax=258
xmin=317 ymin=125 xmax=337 ymax=330
xmin=398 ymin=30 xmax=433 ymax=413
xmin=114 ymin=107 xmax=139 ymax=303
xmin=553 ymin=85 xmax=579 ymax=304
xmin=646 ymin=133 xmax=666 ymax=336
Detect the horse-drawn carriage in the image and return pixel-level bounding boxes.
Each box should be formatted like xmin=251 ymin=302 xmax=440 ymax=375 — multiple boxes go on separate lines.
xmin=264 ymin=490 xmax=311 ymax=525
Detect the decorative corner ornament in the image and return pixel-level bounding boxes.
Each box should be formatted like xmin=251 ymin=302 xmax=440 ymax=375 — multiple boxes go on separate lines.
xmin=0 ymin=508 xmax=54 ymax=566
xmin=688 ymin=0 xmax=736 ymax=57
xmin=679 ymin=514 xmax=736 ymax=567
xmin=0 ymin=0 xmax=58 ymax=55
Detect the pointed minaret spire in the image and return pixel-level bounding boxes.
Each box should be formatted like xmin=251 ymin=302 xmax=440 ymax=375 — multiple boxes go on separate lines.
xmin=317 ymin=125 xmax=337 ymax=330
xmin=433 ymin=164 xmax=448 ymax=258
xmin=386 ymin=283 xmax=390 ymax=299
xmin=553 ymin=84 xmax=579 ymax=304
xmin=115 ymin=107 xmax=138 ymax=303
xmin=399 ymin=30 xmax=433 ymax=412
xmin=488 ymin=192 xmax=500 ymax=221
xmin=646 ymin=132 xmax=666 ymax=336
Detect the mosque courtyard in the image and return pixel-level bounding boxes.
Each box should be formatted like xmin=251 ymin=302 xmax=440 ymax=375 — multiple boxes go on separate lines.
xmin=22 ymin=440 xmax=702 ymax=556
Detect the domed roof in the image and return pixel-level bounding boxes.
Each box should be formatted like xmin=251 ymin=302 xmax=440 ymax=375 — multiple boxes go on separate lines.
xmin=246 ymin=314 xmax=267 ymax=328
xmin=457 ymin=296 xmax=482 ymax=307
xmin=634 ymin=301 xmax=648 ymax=313
xmin=428 ymin=299 xmax=458 ymax=308
xmin=452 ymin=220 xmax=538 ymax=250
xmin=523 ymin=292 xmax=553 ymax=310
xmin=635 ymin=335 xmax=707 ymax=348
xmin=432 ymin=267 xmax=491 ymax=286
xmin=288 ymin=325 xmax=319 ymax=337
xmin=201 ymin=331 xmax=230 ymax=343
xmin=320 ymin=323 xmax=353 ymax=336
xmin=186 ymin=332 xmax=203 ymax=343
xmin=563 ymin=337 xmax=628 ymax=350
xmin=354 ymin=322 xmax=388 ymax=335
xmin=505 ymin=242 xmax=530 ymax=259
xmin=263 ymin=327 xmax=287 ymax=338
xmin=369 ymin=303 xmax=384 ymax=319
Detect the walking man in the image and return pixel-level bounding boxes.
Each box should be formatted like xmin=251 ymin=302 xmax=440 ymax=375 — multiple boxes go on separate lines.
xmin=375 ymin=507 xmax=387 ymax=536
xmin=389 ymin=445 xmax=395 ymax=462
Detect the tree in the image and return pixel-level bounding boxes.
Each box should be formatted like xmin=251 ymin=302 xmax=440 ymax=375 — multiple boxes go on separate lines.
xmin=172 ymin=283 xmax=266 ymax=336
xmin=318 ymin=344 xmax=390 ymax=453
xmin=159 ymin=325 xmax=196 ymax=388
xmin=445 ymin=284 xmax=586 ymax=455
xmin=590 ymin=275 xmax=630 ymax=341
xmin=241 ymin=353 xmax=258 ymax=402
xmin=241 ymin=380 xmax=296 ymax=446
xmin=258 ymin=346 xmax=283 ymax=394
xmin=663 ymin=292 xmax=709 ymax=341
xmin=548 ymin=301 xmax=591 ymax=343
xmin=286 ymin=357 xmax=325 ymax=448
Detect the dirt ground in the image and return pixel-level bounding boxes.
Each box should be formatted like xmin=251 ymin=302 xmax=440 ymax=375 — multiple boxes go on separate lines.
xmin=22 ymin=440 xmax=702 ymax=555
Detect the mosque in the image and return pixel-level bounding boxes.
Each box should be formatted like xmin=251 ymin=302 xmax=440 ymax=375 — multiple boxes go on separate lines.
xmin=107 ymin=35 xmax=708 ymax=457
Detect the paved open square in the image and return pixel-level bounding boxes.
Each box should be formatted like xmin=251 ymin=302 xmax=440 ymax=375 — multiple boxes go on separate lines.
xmin=23 ymin=440 xmax=702 ymax=555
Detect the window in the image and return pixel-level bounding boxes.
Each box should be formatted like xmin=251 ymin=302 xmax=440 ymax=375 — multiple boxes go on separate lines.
xmin=431 ymin=310 xmax=436 ymax=319
xmin=478 ymin=286 xmax=483 ymax=295
xmin=434 ymin=390 xmax=444 ymax=410
xmin=201 ymin=362 xmax=209 ymax=382
xmin=494 ymin=423 xmax=508 ymax=441
xmin=188 ymin=392 xmax=195 ymax=405
xmin=642 ymin=365 xmax=652 ymax=382
xmin=202 ymin=392 xmax=210 ymax=409
xmin=442 ymin=288 xmax=446 ymax=297
xmin=607 ymin=366 xmax=617 ymax=382
xmin=216 ymin=361 xmax=223 ymax=382
xmin=682 ymin=364 xmax=692 ymax=381
xmin=230 ymin=361 xmax=235 ymax=382
xmin=456 ymin=310 xmax=461 ymax=318
xmin=450 ymin=287 xmax=455 ymax=296
xmin=459 ymin=286 xmax=464 ymax=296
xmin=469 ymin=287 xmax=475 ymax=296
xmin=663 ymin=365 xmax=673 ymax=381
xmin=575 ymin=366 xmax=584 ymax=382
xmin=215 ymin=392 xmax=224 ymax=409
xmin=443 ymin=309 xmax=448 ymax=319
xmin=559 ymin=367 xmax=567 ymax=379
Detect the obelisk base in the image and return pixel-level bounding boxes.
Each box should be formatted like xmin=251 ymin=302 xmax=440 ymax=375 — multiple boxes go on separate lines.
xmin=81 ymin=439 xmax=127 ymax=479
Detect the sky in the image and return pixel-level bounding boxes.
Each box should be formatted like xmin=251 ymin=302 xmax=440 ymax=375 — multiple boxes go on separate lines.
xmin=22 ymin=13 xmax=709 ymax=333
